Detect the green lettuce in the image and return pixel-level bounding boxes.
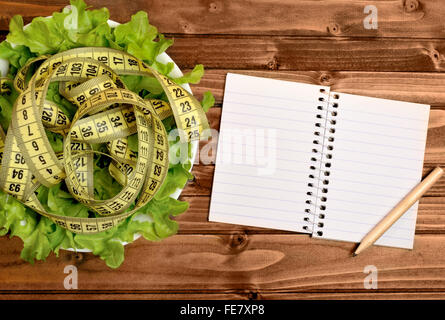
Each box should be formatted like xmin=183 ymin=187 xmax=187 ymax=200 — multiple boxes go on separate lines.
xmin=0 ymin=91 xmax=16 ymax=130
xmin=174 ymin=64 xmax=205 ymax=85
xmin=201 ymin=91 xmax=216 ymax=112
xmin=113 ymin=11 xmax=173 ymax=70
xmin=0 ymin=41 xmax=34 ymax=75
xmin=7 ymin=0 xmax=112 ymax=55
xmin=0 ymin=0 xmax=214 ymax=269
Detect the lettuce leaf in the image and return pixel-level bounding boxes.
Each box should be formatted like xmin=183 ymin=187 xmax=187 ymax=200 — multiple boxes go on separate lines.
xmin=174 ymin=64 xmax=205 ymax=85
xmin=20 ymin=218 xmax=53 ymax=263
xmin=201 ymin=91 xmax=215 ymax=112
xmin=46 ymin=82 xmax=78 ymax=118
xmin=113 ymin=11 xmax=173 ymax=66
xmin=0 ymin=91 xmax=16 ymax=130
xmin=0 ymin=41 xmax=34 ymax=72
xmin=6 ymin=0 xmax=112 ymax=55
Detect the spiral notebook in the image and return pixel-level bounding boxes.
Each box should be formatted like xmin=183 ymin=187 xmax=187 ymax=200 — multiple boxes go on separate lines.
xmin=209 ymin=73 xmax=430 ymax=249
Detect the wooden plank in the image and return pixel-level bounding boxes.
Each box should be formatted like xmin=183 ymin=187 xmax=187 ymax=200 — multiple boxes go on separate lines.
xmin=167 ymin=37 xmax=445 ymax=72
xmin=4 ymin=32 xmax=444 ymax=72
xmin=260 ymin=292 xmax=445 ymax=300
xmin=194 ymin=70 xmax=445 ymax=107
xmin=1 ymin=0 xmax=445 ymax=38
xmin=0 ymin=291 xmax=247 ymax=300
xmin=2 ymin=34 xmax=445 ymax=72
xmin=176 ymin=196 xmax=445 ymax=234
xmin=3 ymin=233 xmax=445 ymax=292
xmin=1 ymin=35 xmax=444 ymax=73
xmin=5 ymin=291 xmax=445 ymax=300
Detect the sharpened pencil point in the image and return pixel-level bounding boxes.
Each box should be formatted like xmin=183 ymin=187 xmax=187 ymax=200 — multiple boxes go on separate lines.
xmin=352 ymin=253 xmax=357 ymax=257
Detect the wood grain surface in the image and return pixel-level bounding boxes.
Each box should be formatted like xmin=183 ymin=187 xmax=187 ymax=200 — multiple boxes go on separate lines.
xmin=1 ymin=0 xmax=445 ymax=300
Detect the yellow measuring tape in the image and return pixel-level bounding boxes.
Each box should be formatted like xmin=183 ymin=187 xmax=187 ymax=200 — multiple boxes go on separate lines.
xmin=0 ymin=47 xmax=210 ymax=234
xmin=0 ymin=78 xmax=11 ymax=95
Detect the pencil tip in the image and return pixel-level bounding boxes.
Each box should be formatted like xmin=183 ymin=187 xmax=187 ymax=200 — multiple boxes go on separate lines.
xmin=352 ymin=253 xmax=357 ymax=257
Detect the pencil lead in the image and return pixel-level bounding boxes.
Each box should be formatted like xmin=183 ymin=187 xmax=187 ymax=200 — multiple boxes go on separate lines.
xmin=352 ymin=253 xmax=357 ymax=257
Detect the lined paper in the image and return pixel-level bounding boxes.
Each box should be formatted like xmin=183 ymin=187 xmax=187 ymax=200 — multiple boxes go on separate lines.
xmin=312 ymin=92 xmax=430 ymax=249
xmin=209 ymin=73 xmax=330 ymax=233
xmin=209 ymin=73 xmax=430 ymax=250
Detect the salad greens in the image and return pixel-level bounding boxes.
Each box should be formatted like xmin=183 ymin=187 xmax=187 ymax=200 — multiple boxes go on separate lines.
xmin=0 ymin=0 xmax=214 ymax=268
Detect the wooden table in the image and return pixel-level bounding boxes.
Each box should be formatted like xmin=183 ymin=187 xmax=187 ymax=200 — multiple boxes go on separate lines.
xmin=1 ymin=0 xmax=445 ymax=300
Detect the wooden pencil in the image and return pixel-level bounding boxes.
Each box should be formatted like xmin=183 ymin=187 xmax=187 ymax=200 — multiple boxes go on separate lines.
xmin=353 ymin=167 xmax=444 ymax=256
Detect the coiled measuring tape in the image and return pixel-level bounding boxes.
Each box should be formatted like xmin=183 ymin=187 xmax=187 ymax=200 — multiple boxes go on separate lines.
xmin=0 ymin=47 xmax=210 ymax=234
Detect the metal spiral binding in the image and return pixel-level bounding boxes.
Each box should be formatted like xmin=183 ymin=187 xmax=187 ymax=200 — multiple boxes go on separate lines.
xmin=302 ymin=90 xmax=339 ymax=235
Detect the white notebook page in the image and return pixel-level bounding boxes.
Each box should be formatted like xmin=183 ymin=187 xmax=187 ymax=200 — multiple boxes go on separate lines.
xmin=312 ymin=92 xmax=430 ymax=249
xmin=209 ymin=73 xmax=330 ymax=233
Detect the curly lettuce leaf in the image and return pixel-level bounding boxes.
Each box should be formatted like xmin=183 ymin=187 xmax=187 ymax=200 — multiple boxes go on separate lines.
xmin=52 ymin=0 xmax=111 ymax=47
xmin=174 ymin=64 xmax=204 ymax=85
xmin=113 ymin=11 xmax=173 ymax=66
xmin=0 ymin=192 xmax=36 ymax=237
xmin=46 ymin=82 xmax=78 ymax=118
xmin=0 ymin=91 xmax=16 ymax=130
xmin=201 ymin=91 xmax=215 ymax=112
xmin=7 ymin=15 xmax=63 ymax=55
xmin=7 ymin=0 xmax=112 ymax=55
xmin=0 ymin=41 xmax=34 ymax=72
xmin=20 ymin=218 xmax=53 ymax=263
